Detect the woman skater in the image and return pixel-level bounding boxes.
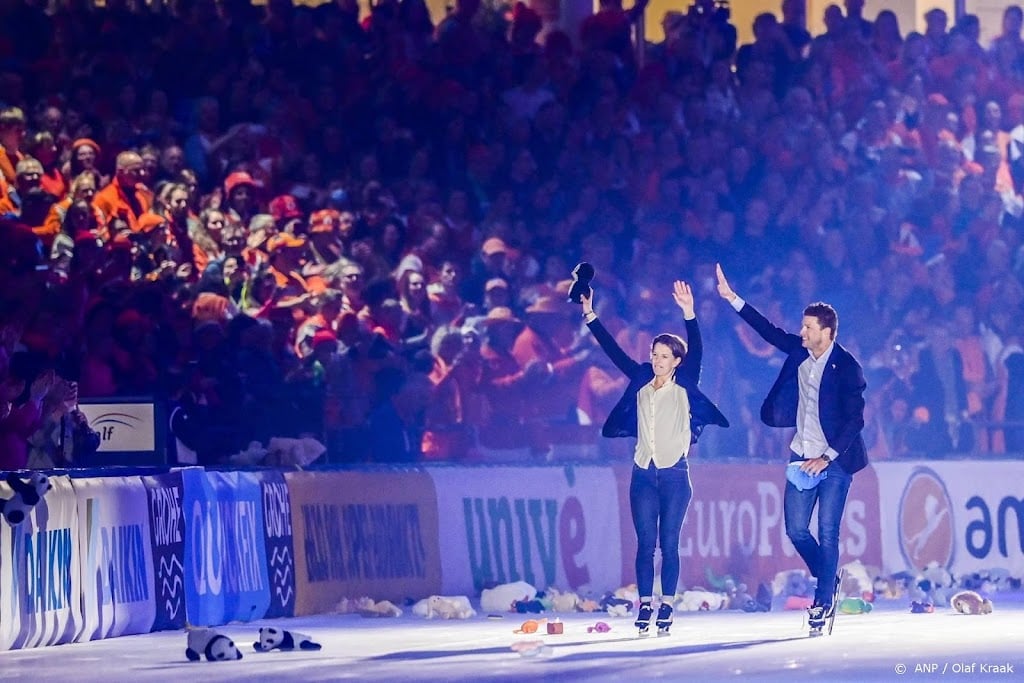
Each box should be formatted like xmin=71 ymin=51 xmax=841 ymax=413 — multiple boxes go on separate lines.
xmin=581 ymin=280 xmax=728 ymax=635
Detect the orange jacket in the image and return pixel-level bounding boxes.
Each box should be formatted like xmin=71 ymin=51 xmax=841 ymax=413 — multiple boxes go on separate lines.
xmin=0 ymin=147 xmax=22 ymax=185
xmin=92 ymin=179 xmax=153 ymax=232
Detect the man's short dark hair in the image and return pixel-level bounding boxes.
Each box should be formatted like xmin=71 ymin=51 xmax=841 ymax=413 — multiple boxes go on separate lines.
xmin=804 ymin=302 xmax=838 ymax=340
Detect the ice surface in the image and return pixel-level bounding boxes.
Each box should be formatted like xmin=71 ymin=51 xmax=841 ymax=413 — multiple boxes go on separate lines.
xmin=1 ymin=595 xmax=1022 ymax=682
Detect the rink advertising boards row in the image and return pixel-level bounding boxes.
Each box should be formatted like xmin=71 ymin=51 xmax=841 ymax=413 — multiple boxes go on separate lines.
xmin=0 ymin=461 xmax=1021 ymax=650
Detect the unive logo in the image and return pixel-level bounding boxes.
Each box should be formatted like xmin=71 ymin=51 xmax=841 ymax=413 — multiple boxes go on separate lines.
xmin=898 ymin=468 xmax=955 ymax=570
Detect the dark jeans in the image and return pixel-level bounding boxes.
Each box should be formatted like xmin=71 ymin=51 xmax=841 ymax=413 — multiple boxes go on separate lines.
xmin=630 ymin=458 xmax=692 ymax=600
xmin=784 ymin=456 xmax=853 ymax=606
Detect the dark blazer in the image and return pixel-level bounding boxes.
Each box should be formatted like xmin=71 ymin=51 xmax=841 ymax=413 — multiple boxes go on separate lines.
xmin=737 ymin=302 xmax=868 ymax=474
xmin=587 ymin=316 xmax=729 ymax=443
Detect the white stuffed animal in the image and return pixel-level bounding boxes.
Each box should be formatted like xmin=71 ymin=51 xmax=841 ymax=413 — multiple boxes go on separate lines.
xmin=253 ymin=627 xmax=322 ymax=652
xmin=185 ymin=627 xmax=243 ymax=662
xmin=412 ymin=595 xmax=476 ymax=619
xmin=678 ymin=590 xmax=728 ymax=611
xmin=0 ymin=472 xmax=52 ymax=526
xmin=480 ymin=581 xmax=537 ymax=612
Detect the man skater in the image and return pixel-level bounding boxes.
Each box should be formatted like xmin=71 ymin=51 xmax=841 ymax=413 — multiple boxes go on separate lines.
xmin=715 ymin=264 xmax=867 ymax=636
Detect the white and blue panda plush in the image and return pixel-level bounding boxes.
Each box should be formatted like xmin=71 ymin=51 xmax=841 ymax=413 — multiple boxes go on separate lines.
xmin=0 ymin=472 xmax=52 ymax=526
xmin=185 ymin=627 xmax=243 ymax=662
xmin=253 ymin=627 xmax=322 ymax=652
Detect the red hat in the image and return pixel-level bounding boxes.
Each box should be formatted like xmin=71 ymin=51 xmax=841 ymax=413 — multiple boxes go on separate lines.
xmin=224 ymin=171 xmax=258 ymax=196
xmin=311 ymin=329 xmax=338 ymax=349
xmin=269 ymin=194 xmax=303 ymax=222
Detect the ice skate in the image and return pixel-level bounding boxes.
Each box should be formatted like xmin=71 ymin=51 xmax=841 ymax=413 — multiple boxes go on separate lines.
xmin=808 ymin=569 xmax=844 ymax=637
xmin=635 ymin=602 xmax=654 ymax=636
xmin=655 ymin=603 xmax=673 ymax=636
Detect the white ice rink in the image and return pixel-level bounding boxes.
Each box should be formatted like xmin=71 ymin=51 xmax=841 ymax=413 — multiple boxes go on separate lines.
xmin=1 ymin=595 xmax=1022 ymax=682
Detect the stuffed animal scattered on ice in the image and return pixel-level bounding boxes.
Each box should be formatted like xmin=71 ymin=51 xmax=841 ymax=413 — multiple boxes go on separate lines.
xmin=0 ymin=472 xmax=52 ymax=526
xmin=545 ymin=587 xmax=580 ymax=613
xmin=333 ymin=596 xmax=374 ymax=614
xmin=412 ymin=595 xmax=476 ymax=619
xmin=599 ymin=593 xmax=633 ymax=617
xmin=355 ymin=598 xmax=403 ymax=618
xmin=678 ymin=590 xmax=728 ymax=611
xmin=253 ymin=627 xmax=322 ymax=652
xmin=950 ymin=590 xmax=994 ymax=615
xmin=480 ymin=581 xmax=537 ymax=612
xmin=839 ymin=559 xmax=875 ymax=601
xmin=185 ymin=627 xmax=243 ymax=662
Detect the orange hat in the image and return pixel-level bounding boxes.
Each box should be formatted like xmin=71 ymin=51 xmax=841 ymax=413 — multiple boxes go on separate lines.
xmin=224 ymin=171 xmax=258 ymax=196
xmin=267 ymin=233 xmax=307 ymax=253
xmin=136 ymin=212 xmax=166 ymax=234
xmin=481 ymin=236 xmax=508 ymax=256
xmin=309 ymin=209 xmax=341 ymax=233
xmin=71 ymin=138 xmax=101 ymax=154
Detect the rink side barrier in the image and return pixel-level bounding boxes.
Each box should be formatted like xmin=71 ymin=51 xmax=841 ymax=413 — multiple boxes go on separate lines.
xmin=0 ymin=460 xmax=1021 ymax=650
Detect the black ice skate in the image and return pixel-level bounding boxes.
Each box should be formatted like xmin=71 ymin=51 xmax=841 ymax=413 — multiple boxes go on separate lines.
xmin=635 ymin=602 xmax=654 ymax=636
xmin=655 ymin=603 xmax=673 ymax=636
xmin=808 ymin=569 xmax=844 ymax=637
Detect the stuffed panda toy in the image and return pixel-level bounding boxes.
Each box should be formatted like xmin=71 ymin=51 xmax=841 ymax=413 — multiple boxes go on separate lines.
xmin=253 ymin=627 xmax=322 ymax=652
xmin=185 ymin=627 xmax=243 ymax=662
xmin=0 ymin=472 xmax=52 ymax=526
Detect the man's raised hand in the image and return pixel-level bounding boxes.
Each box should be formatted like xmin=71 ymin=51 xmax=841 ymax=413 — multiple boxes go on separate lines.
xmin=715 ymin=263 xmax=737 ymax=303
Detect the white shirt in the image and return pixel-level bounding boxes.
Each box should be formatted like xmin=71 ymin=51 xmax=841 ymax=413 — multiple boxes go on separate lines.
xmin=730 ymin=296 xmax=838 ymax=460
xmin=634 ymin=375 xmax=691 ymax=469
xmin=791 ymin=342 xmax=838 ymax=460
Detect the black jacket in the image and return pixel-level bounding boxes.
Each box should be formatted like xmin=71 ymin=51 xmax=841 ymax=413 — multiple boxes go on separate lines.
xmin=587 ymin=316 xmax=729 ymax=442
xmin=737 ymin=302 xmax=868 ymax=474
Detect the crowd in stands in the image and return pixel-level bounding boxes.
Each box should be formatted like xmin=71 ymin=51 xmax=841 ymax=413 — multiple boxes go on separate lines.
xmin=1 ymin=0 xmax=1024 ymax=469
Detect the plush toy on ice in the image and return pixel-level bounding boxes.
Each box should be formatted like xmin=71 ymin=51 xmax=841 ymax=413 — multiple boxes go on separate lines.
xmin=950 ymin=590 xmax=994 ymax=615
xmin=185 ymin=627 xmax=243 ymax=661
xmin=253 ymin=627 xmax=322 ymax=652
xmin=0 ymin=472 xmax=52 ymax=526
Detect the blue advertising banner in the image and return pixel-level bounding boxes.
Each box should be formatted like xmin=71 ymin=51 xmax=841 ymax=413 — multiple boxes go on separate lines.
xmin=1 ymin=474 xmax=83 ymax=650
xmin=75 ymin=476 xmax=157 ymax=641
xmin=256 ymin=471 xmax=296 ymax=619
xmin=142 ymin=470 xmax=186 ymax=632
xmin=182 ymin=469 xmax=271 ymax=627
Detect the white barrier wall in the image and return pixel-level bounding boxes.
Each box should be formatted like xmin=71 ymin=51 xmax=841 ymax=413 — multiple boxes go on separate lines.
xmin=876 ymin=462 xmax=1024 ymax=577
xmin=0 ymin=460 xmax=1021 ymax=652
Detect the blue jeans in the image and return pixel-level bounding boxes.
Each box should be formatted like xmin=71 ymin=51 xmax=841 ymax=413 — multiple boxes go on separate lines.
xmin=784 ymin=457 xmax=853 ymax=606
xmin=630 ymin=459 xmax=692 ymax=600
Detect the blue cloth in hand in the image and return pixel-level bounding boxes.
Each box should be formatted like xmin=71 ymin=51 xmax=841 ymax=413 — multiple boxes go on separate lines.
xmin=786 ymin=461 xmax=828 ymax=491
